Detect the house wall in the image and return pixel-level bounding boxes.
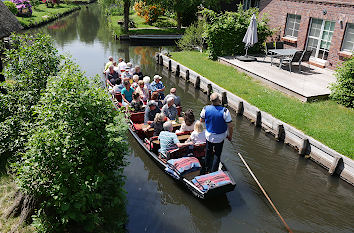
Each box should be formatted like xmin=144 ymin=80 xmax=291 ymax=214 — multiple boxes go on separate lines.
xmin=259 ymin=0 xmax=354 ymax=69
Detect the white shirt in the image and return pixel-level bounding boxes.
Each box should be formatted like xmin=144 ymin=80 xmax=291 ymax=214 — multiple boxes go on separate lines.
xmin=117 ymin=61 xmax=127 ymax=72
xmin=190 ymin=130 xmax=206 ymax=144
xmin=200 ymin=106 xmax=232 ymax=143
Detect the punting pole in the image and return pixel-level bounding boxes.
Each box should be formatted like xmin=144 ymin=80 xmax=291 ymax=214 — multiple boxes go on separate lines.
xmin=232 ymin=146 xmax=293 ymax=233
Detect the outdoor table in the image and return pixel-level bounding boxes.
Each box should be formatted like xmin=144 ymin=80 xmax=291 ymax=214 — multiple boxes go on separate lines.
xmin=269 ymin=49 xmax=299 ymax=67
xmin=140 ymin=117 xmax=184 ymax=132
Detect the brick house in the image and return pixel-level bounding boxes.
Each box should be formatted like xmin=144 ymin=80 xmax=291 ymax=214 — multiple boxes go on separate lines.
xmin=254 ymin=0 xmax=354 ymax=69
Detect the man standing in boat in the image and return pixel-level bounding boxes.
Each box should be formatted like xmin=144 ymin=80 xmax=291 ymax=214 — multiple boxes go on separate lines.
xmin=200 ymin=93 xmax=233 ymax=173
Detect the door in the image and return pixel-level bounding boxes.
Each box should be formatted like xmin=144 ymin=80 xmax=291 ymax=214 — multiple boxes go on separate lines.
xmin=306 ymin=18 xmax=335 ymax=60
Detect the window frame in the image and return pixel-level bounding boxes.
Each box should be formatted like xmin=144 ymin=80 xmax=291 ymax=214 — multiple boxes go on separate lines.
xmin=341 ymin=23 xmax=354 ymax=53
xmin=284 ymin=14 xmax=302 ymax=39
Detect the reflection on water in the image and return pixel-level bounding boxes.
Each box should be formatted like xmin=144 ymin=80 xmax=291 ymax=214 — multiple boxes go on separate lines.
xmin=28 ymin=4 xmax=354 ymax=233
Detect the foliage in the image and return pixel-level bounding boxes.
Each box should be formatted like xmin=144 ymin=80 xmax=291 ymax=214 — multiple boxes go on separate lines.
xmin=202 ymin=5 xmax=273 ymax=59
xmin=177 ymin=20 xmax=206 ymax=51
xmin=330 ymin=57 xmax=354 ymax=108
xmin=134 ymin=1 xmax=165 ymax=24
xmin=16 ymin=4 xmax=80 ymax=29
xmin=12 ymin=0 xmax=32 ymax=16
xmin=13 ymin=59 xmax=129 ymax=232
xmin=0 ymin=33 xmax=61 ymax=165
xmin=4 ymin=1 xmax=18 ymax=15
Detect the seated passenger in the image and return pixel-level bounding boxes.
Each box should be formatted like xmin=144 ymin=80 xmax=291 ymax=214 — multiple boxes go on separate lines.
xmin=158 ymin=121 xmax=189 ymax=158
xmin=151 ymin=91 xmax=163 ymax=108
xmin=186 ymin=120 xmax=206 ymax=144
xmin=130 ymin=92 xmax=144 ymax=112
xmin=162 ymin=97 xmax=177 ymax=121
xmin=143 ymin=113 xmax=165 ymax=136
xmin=177 ymin=109 xmax=195 ymax=133
xmin=117 ymin=57 xmax=127 ymax=72
xmin=143 ymin=76 xmax=151 ymax=92
xmin=144 ymin=100 xmax=161 ymax=124
xmin=121 ymin=66 xmax=132 ymax=80
xmin=150 ymin=75 xmax=165 ymax=99
xmin=106 ymin=65 xmax=121 ymax=87
xmin=134 ymin=65 xmax=144 ymax=80
xmin=131 ymin=75 xmax=139 ymax=89
xmin=135 ymin=80 xmax=149 ymax=102
xmin=121 ymin=81 xmax=134 ymax=106
xmin=126 ymin=62 xmax=134 ymax=75
xmin=104 ymin=56 xmax=113 ymax=72
xmin=163 ymin=88 xmax=181 ymax=106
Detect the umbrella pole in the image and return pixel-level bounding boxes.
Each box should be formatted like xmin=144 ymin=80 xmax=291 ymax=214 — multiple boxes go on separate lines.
xmin=245 ymin=47 xmax=248 ymax=57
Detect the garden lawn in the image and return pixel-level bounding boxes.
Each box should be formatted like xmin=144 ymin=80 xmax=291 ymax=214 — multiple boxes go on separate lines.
xmin=109 ymin=12 xmax=182 ymax=36
xmin=171 ymin=51 xmax=354 ymax=159
xmin=16 ymin=4 xmax=80 ymax=28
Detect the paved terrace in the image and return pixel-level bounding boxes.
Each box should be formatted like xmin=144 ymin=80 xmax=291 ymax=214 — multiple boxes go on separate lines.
xmin=219 ymin=56 xmax=337 ymax=102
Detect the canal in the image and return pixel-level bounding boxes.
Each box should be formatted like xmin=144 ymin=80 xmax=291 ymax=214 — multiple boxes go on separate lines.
xmin=30 ymin=4 xmax=354 ymax=233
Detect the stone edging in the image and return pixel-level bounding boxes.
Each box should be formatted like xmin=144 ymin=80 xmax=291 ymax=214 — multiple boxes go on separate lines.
xmin=156 ymin=53 xmax=354 ymax=187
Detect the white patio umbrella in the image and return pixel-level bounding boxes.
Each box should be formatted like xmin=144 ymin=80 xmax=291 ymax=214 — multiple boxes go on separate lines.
xmin=242 ymin=13 xmax=258 ymax=57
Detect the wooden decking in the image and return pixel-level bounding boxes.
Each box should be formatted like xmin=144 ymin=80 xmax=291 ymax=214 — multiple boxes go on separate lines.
xmin=219 ymin=56 xmax=337 ymax=102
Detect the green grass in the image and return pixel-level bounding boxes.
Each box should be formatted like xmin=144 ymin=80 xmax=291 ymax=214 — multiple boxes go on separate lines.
xmin=108 ymin=12 xmax=181 ymax=36
xmin=16 ymin=4 xmax=80 ymax=28
xmin=171 ymin=51 xmax=354 ymax=159
xmin=0 ymin=175 xmax=35 ymax=233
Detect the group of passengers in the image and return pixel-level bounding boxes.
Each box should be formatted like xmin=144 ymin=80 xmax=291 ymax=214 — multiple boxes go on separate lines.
xmin=105 ymin=56 xmax=233 ymax=174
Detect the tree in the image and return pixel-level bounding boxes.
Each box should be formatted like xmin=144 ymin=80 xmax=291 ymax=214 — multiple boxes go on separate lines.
xmin=11 ymin=60 xmax=128 ymax=232
xmin=123 ymin=0 xmax=130 ymax=32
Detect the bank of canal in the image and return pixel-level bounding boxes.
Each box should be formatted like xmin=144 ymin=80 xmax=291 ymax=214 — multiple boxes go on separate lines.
xmin=28 ymin=4 xmax=354 ymax=233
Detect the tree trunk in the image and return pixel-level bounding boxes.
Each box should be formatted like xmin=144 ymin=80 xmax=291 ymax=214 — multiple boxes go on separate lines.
xmin=176 ymin=11 xmax=182 ymax=30
xmin=123 ymin=0 xmax=130 ymax=33
xmin=4 ymin=190 xmax=38 ymax=231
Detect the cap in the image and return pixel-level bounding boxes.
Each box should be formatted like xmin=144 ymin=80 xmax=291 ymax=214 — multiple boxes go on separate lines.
xmin=148 ymin=100 xmax=157 ymax=106
xmin=153 ymin=75 xmax=162 ymax=80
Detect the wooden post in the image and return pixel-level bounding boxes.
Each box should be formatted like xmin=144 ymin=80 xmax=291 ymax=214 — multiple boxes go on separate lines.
xmin=329 ymin=157 xmax=341 ymax=175
xmin=159 ymin=55 xmax=163 ymax=65
xmin=186 ymin=70 xmax=190 ymax=81
xmin=168 ymin=60 xmax=172 ymax=71
xmin=176 ymin=65 xmax=180 ymax=76
xmin=255 ymin=111 xmax=261 ymax=127
xmin=275 ymin=124 xmax=285 ymax=141
xmin=299 ymin=139 xmax=310 ymax=155
xmin=236 ymin=101 xmax=244 ymax=115
xmin=156 ymin=53 xmax=159 ymax=63
xmin=207 ymin=84 xmax=212 ymax=97
xmin=222 ymin=92 xmax=228 ymax=106
xmin=195 ymin=76 xmax=200 ymax=89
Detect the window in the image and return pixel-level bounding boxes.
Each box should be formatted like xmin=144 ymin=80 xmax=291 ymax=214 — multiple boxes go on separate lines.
xmin=243 ymin=0 xmax=259 ymax=10
xmin=342 ymin=23 xmax=354 ymax=53
xmin=306 ymin=18 xmax=335 ymax=60
xmin=284 ymin=14 xmax=301 ymax=38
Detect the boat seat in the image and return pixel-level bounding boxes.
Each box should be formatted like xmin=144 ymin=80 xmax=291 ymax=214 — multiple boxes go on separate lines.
xmin=176 ymin=106 xmax=182 ymax=116
xmin=130 ymin=112 xmax=145 ymax=124
xmin=192 ymin=143 xmax=206 ymax=158
xmin=114 ymin=93 xmax=122 ymax=102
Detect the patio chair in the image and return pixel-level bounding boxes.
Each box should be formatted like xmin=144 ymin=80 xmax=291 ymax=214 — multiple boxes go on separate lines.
xmin=263 ymin=42 xmax=275 ymax=61
xmin=279 ymin=50 xmax=303 ymax=73
xmin=275 ymin=41 xmax=284 ymax=49
xmin=299 ymin=49 xmax=312 ymax=72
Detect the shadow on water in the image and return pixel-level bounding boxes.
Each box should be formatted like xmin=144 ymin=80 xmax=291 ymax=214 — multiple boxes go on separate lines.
xmin=27 ymin=4 xmax=354 ymax=233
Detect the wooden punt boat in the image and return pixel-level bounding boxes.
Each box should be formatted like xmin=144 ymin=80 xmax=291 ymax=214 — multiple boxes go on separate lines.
xmin=110 ymin=91 xmax=236 ymax=199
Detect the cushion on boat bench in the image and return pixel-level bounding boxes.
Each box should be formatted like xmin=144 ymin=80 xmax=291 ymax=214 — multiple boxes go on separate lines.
xmin=114 ymin=93 xmax=122 ymax=102
xmin=165 ymin=157 xmax=201 ymax=179
xmin=130 ymin=112 xmax=145 ymax=124
xmin=191 ymin=171 xmax=232 ymax=193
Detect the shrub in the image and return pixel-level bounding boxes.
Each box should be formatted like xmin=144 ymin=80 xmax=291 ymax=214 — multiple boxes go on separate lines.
xmin=330 ymin=57 xmax=354 ymax=108
xmin=202 ymin=5 xmax=273 ymax=60
xmin=4 ymin=1 xmax=18 ymax=15
xmin=134 ymin=1 xmax=164 ymax=25
xmin=13 ymin=60 xmax=128 ymax=232
xmin=12 ymin=0 xmax=32 ymax=17
xmin=177 ymin=20 xmax=206 ymax=51
xmin=0 ymin=33 xmax=61 ymax=164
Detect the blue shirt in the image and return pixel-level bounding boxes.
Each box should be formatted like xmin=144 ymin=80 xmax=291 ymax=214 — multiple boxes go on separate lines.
xmin=150 ymin=81 xmax=165 ymax=93
xmin=121 ymin=87 xmax=134 ymax=102
xmin=158 ymin=131 xmax=180 ymax=157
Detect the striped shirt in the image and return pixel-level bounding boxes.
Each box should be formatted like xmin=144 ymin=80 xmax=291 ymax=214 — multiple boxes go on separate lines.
xmin=158 ymin=131 xmax=180 ymax=156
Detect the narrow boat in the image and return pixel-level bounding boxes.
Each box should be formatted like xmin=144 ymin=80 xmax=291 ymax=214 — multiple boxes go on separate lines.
xmin=110 ymin=90 xmax=236 ymax=199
